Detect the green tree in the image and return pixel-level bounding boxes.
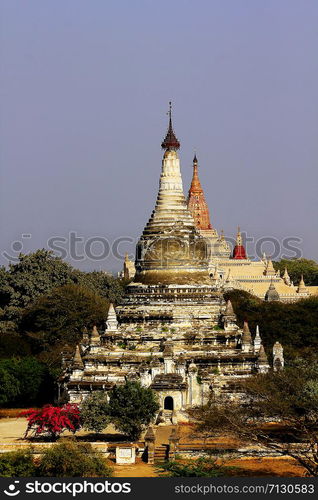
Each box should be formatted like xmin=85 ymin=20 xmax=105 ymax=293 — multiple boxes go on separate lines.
xmin=21 ymin=284 xmax=109 ymax=347
xmin=107 ymin=382 xmax=159 ymax=441
xmin=273 ymin=258 xmax=318 ymax=286
xmin=74 ymin=270 xmax=127 ymax=304
xmin=190 ymin=359 xmax=318 ymax=477
xmin=0 ymin=250 xmax=75 ymax=310
xmin=0 ymin=250 xmax=127 ymax=337
xmin=80 ymin=391 xmax=110 ymax=433
xmin=38 ymin=440 xmax=112 ymax=477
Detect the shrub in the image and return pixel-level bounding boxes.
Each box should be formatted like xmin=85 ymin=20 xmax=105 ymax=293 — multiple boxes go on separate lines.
xmin=38 ymin=440 xmax=113 ymax=477
xmin=81 ymin=392 xmax=110 ymax=433
xmin=0 ymin=448 xmax=37 ymax=477
xmin=21 ymin=404 xmax=81 ymax=440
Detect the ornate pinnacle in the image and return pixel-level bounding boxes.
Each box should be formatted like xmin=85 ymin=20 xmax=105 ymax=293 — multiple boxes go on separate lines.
xmin=236 ymin=226 xmax=242 ymax=245
xmin=258 ymin=344 xmax=269 ymax=364
xmin=73 ymin=345 xmax=84 ymax=370
xmin=232 ymin=226 xmax=247 ymax=260
xmin=242 ymin=321 xmax=252 ymax=344
xmin=189 ymin=155 xmax=203 ymax=193
xmin=225 ymin=299 xmax=235 ymax=315
xmin=161 ymin=101 xmax=180 ymax=151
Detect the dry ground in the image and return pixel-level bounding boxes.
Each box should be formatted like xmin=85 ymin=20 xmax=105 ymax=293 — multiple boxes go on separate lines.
xmin=0 ymin=417 xmax=307 ymax=477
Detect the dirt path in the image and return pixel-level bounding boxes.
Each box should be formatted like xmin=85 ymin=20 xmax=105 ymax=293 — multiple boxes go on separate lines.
xmin=0 ymin=417 xmax=26 ymax=443
xmin=113 ymin=462 xmax=158 ymax=477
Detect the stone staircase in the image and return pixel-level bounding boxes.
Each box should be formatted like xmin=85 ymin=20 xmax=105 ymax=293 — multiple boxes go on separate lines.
xmin=161 ymin=410 xmax=173 ymax=424
xmin=154 ymin=444 xmax=169 ymax=463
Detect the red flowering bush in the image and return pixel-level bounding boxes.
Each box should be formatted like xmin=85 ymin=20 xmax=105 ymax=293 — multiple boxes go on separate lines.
xmin=21 ymin=404 xmax=81 ymax=440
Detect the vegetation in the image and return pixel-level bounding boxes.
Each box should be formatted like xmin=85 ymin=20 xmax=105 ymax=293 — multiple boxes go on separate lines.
xmin=0 ymin=442 xmax=113 ymax=478
xmin=0 ymin=250 xmax=126 ymax=407
xmin=80 ymin=391 xmax=110 ymax=433
xmin=190 ymin=359 xmax=318 ymax=477
xmin=157 ymin=457 xmax=236 ymax=477
xmin=0 ymin=248 xmax=317 ymax=410
xmin=0 ymin=357 xmax=51 ymax=407
xmin=0 ymin=448 xmax=37 ymax=477
xmin=0 ymin=250 xmax=125 ymax=321
xmin=273 ymin=258 xmax=318 ymax=286
xmin=224 ymin=290 xmax=318 ymax=360
xmin=21 ymin=404 xmax=81 ymax=440
xmin=21 ymin=284 xmax=109 ymax=348
xmin=38 ymin=440 xmax=113 ymax=477
xmin=107 ymin=381 xmax=159 ymax=440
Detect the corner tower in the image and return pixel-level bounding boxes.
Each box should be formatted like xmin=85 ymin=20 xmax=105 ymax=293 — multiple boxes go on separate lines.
xmin=134 ymin=104 xmax=210 ymax=285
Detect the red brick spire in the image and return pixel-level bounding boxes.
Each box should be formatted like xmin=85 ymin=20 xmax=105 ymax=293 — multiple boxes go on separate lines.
xmin=232 ymin=226 xmax=247 ymax=259
xmin=187 ymin=155 xmax=212 ymax=230
xmin=161 ymin=101 xmax=180 ymax=151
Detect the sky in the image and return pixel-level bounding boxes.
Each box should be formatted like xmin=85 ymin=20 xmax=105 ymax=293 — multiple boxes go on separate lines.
xmin=1 ymin=0 xmax=317 ymax=273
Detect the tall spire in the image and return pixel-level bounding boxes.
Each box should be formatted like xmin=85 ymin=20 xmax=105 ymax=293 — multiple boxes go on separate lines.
xmin=134 ymin=105 xmax=210 ymax=285
xmin=232 ymin=226 xmax=247 ymax=259
xmin=187 ymin=154 xmax=213 ymax=230
xmin=161 ymin=101 xmax=180 ymax=151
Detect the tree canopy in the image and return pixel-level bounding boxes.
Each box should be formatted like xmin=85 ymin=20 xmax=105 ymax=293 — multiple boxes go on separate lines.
xmin=80 ymin=391 xmax=110 ymax=433
xmin=0 ymin=250 xmax=126 ymax=333
xmin=107 ymin=381 xmax=159 ymax=440
xmin=21 ymin=284 xmax=109 ymax=347
xmin=273 ymin=258 xmax=318 ymax=286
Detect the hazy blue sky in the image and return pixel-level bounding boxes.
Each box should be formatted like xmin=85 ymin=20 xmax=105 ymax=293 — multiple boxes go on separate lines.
xmin=1 ymin=0 xmax=317 ymax=273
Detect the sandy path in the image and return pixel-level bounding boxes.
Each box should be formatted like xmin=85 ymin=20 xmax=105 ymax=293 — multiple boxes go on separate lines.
xmin=0 ymin=418 xmax=27 ymax=443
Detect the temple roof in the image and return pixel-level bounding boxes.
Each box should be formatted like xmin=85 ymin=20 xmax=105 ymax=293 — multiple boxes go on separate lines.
xmin=151 ymin=373 xmax=187 ymax=390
